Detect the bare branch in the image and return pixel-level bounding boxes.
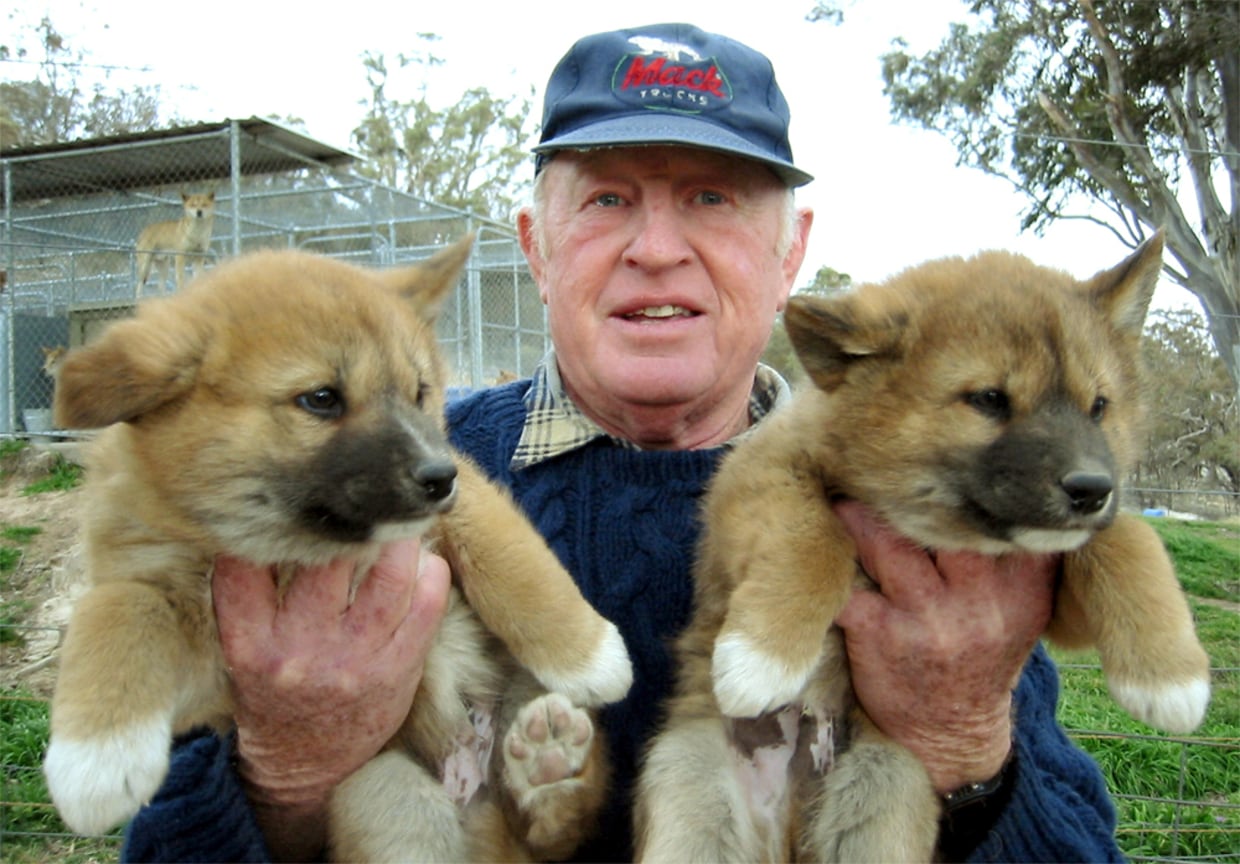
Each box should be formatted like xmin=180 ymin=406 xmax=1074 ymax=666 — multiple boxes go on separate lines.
xmin=1077 ymin=0 xmax=1163 ymax=182
xmin=1164 ymin=75 xmax=1231 ymax=259
xmin=1035 ymin=92 xmax=1149 ymax=217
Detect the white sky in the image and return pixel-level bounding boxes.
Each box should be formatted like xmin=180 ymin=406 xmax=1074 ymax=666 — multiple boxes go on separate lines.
xmin=6 ymin=0 xmax=1194 ymax=309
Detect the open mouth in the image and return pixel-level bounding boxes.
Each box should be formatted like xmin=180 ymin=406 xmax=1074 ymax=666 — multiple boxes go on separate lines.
xmin=622 ymin=305 xmax=697 ymax=321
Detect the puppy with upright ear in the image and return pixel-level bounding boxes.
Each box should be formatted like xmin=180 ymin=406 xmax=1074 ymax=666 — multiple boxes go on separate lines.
xmin=637 ymin=232 xmax=1210 ymax=863
xmin=45 ymin=236 xmax=632 ymax=861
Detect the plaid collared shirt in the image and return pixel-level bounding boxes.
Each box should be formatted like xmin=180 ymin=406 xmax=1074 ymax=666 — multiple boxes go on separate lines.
xmin=509 ymin=351 xmax=791 ymax=470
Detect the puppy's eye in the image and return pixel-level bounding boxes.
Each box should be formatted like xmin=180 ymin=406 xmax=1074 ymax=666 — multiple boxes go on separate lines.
xmin=296 ymin=387 xmax=345 ymax=419
xmin=1090 ymin=396 xmax=1108 ymax=423
xmin=966 ymin=388 xmax=1011 ymax=421
xmin=416 ymin=382 xmax=430 ymax=409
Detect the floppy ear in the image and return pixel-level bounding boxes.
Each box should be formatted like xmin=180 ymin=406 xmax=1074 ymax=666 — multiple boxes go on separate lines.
xmin=1084 ymin=230 xmax=1164 ymax=337
xmin=53 ymin=302 xmax=208 ymax=429
xmin=383 ymin=233 xmax=475 ymax=324
xmin=784 ymin=292 xmax=907 ymax=391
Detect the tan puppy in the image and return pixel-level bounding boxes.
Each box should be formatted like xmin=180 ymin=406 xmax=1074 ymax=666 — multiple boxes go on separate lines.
xmin=44 ymin=237 xmax=631 ymax=860
xmin=135 ymin=190 xmax=216 ymax=289
xmin=40 ymin=345 xmax=66 ymax=379
xmin=636 ymin=233 xmax=1210 ymax=862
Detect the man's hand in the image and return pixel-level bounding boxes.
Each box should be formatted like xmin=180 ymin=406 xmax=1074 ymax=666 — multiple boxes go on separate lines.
xmin=213 ymin=538 xmax=450 ymax=861
xmin=833 ymin=501 xmax=1056 ymax=794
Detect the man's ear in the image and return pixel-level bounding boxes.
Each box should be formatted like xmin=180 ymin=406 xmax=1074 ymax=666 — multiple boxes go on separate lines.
xmin=777 ymin=208 xmax=814 ymax=311
xmin=517 ymin=208 xmax=549 ymax=302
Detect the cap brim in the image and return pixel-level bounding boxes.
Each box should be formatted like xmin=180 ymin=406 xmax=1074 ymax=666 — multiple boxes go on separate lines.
xmin=534 ymin=114 xmax=813 ymax=187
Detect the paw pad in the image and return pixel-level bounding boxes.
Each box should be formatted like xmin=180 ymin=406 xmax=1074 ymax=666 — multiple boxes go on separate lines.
xmin=505 ymin=693 xmax=592 ymax=793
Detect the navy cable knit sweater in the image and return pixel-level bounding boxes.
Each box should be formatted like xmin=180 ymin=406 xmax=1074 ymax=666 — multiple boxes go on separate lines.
xmin=121 ymin=381 xmax=1123 ymax=863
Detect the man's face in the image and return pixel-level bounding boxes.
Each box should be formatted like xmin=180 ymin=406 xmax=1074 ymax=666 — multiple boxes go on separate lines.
xmin=520 ymin=146 xmax=811 ymax=444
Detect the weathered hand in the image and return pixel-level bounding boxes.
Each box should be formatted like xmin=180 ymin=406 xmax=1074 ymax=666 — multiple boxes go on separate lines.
xmin=213 ymin=539 xmax=450 ymax=861
xmin=833 ymin=500 xmax=1056 ymax=793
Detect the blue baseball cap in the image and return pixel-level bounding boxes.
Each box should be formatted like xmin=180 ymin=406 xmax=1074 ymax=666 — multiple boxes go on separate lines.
xmin=533 ymin=23 xmax=813 ymax=187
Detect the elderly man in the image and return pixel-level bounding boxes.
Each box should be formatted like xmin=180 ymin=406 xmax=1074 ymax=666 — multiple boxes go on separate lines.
xmin=122 ymin=23 xmax=1122 ymax=863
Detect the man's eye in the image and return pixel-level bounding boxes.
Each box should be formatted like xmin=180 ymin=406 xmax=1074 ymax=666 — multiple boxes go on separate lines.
xmin=593 ymin=192 xmax=624 ymax=208
xmin=696 ymin=190 xmax=727 ymax=205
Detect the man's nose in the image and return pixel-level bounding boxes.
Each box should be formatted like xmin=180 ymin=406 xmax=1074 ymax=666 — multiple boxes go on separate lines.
xmin=623 ymin=202 xmax=693 ymax=270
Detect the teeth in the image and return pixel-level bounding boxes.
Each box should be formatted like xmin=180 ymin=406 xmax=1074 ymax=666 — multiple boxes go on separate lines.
xmin=629 ymin=305 xmax=691 ymax=319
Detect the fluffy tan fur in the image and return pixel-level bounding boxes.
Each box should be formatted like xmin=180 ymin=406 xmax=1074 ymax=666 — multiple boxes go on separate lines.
xmin=44 ymin=238 xmax=631 ymax=860
xmin=134 ymin=191 xmax=216 ymax=289
xmin=637 ymin=233 xmax=1210 ymax=862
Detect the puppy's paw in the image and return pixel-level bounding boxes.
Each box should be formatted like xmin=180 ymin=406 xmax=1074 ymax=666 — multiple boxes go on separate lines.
xmin=503 ymin=693 xmax=593 ymax=806
xmin=44 ymin=714 xmax=173 ymax=835
xmin=538 ymin=622 xmax=632 ymax=707
xmin=713 ymin=633 xmax=810 ymax=717
xmin=1110 ymin=676 xmax=1211 ymax=734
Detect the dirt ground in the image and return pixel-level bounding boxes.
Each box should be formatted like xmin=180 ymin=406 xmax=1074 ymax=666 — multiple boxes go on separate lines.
xmin=0 ymin=441 xmax=89 ymax=699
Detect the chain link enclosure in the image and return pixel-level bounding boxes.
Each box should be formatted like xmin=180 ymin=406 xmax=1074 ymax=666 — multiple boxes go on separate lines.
xmin=0 ymin=118 xmax=546 ymax=436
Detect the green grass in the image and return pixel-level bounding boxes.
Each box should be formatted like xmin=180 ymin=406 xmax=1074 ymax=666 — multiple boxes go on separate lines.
xmin=0 ymin=438 xmax=29 ymax=459
xmin=0 ymin=692 xmax=59 ymax=835
xmin=3 ymin=525 xmax=43 ymax=544
xmin=0 ymin=443 xmax=75 ymax=650
xmin=0 ymin=522 xmax=41 ymax=642
xmin=20 ymin=455 xmax=82 ymax=495
xmin=0 ymin=544 xmax=23 ymax=572
xmin=1051 ymin=518 xmax=1239 ymax=861
xmin=1146 ymin=518 xmax=1240 ymax=602
xmin=0 ymin=693 xmax=121 ymax=863
xmin=0 ymin=599 xmax=32 ymax=644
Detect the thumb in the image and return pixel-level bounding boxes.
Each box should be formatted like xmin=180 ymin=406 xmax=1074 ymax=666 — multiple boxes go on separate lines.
xmin=835 ymin=584 xmax=887 ymax=633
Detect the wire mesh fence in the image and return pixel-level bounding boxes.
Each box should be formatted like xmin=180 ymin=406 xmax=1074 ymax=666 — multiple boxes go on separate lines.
xmin=1 ymin=119 xmax=545 ymax=439
xmin=1060 ymin=687 xmax=1240 ymax=862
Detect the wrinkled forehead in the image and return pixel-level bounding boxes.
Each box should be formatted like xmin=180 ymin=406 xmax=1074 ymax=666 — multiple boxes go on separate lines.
xmin=542 ymin=144 xmax=787 ymax=188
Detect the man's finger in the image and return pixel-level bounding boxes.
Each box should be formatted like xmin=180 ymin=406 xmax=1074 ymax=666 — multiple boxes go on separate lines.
xmin=214 ymin=554 xmax=279 ymax=639
xmin=834 ymin=500 xmax=942 ymax=609
xmin=389 ymin=550 xmax=451 ymax=660
xmin=835 ymin=582 xmax=887 ymax=632
xmin=346 ymin=538 xmax=423 ymax=636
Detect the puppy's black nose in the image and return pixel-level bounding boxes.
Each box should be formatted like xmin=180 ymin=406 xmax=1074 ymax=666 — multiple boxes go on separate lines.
xmin=1061 ymin=471 xmax=1112 ymax=514
xmin=415 ymin=461 xmax=457 ymax=501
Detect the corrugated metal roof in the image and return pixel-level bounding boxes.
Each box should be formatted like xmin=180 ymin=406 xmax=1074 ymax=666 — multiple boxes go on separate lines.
xmin=1 ymin=117 xmax=357 ymax=203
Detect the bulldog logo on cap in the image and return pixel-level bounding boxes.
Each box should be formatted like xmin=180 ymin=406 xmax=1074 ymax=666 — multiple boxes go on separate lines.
xmin=613 ymin=37 xmax=733 ymax=112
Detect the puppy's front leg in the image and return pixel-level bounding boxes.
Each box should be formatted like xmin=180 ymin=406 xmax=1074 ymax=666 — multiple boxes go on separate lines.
xmin=45 ymin=580 xmax=211 ymax=835
xmin=705 ymin=407 xmax=857 ymax=717
xmin=436 ymin=455 xmax=631 ymax=707
xmin=1049 ymin=514 xmax=1210 ymax=733
xmin=173 ymin=250 xmax=187 ymax=289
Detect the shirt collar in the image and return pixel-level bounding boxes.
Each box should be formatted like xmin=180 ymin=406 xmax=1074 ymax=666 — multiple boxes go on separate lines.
xmin=510 ymin=349 xmax=790 ymax=471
